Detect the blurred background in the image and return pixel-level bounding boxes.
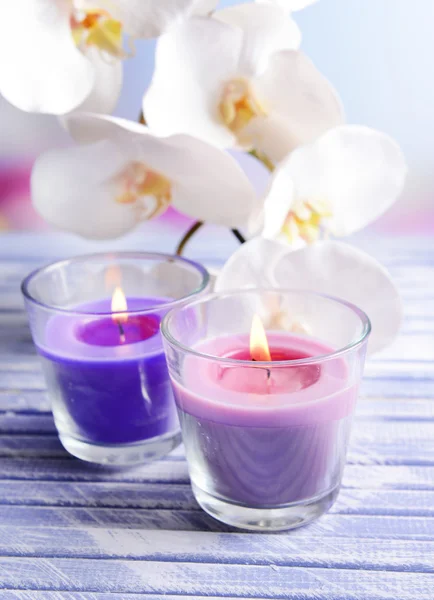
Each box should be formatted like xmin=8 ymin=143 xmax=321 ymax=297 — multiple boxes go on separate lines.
xmin=0 ymin=0 xmax=432 ymax=243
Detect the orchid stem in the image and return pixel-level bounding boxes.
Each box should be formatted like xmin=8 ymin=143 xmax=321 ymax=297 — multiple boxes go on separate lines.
xmin=176 ymin=221 xmax=204 ymax=255
xmin=231 ymin=229 xmax=246 ymax=244
xmin=176 ymin=222 xmax=246 ymax=256
xmin=248 ymin=148 xmax=275 ymax=172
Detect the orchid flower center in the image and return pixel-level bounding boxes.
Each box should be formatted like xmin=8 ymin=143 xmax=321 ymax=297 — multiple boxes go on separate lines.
xmin=282 ymin=198 xmax=333 ymax=244
xmin=219 ymin=78 xmax=266 ymax=134
xmin=114 ymin=162 xmax=172 ymax=220
xmin=71 ymin=6 xmax=124 ymax=58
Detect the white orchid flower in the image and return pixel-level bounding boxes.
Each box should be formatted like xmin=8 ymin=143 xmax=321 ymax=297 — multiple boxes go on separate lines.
xmin=31 ymin=114 xmax=257 ymax=239
xmin=0 ymin=0 xmax=217 ymax=115
xmin=252 ymin=125 xmax=407 ymax=246
xmin=256 ymin=0 xmax=318 ymax=12
xmin=93 ymin=0 xmax=218 ymax=39
xmin=143 ymin=3 xmax=343 ymax=163
xmin=215 ymin=237 xmax=401 ymax=354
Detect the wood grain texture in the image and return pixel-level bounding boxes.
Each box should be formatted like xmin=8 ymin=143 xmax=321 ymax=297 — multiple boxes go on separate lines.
xmin=0 ymin=526 xmax=433 ymax=572
xmin=0 ymin=457 xmax=433 ymax=488
xmin=1 ymin=418 xmax=434 ymax=464
xmin=0 ymin=558 xmax=434 ymax=598
xmin=0 ymin=232 xmax=433 ymax=598
xmin=1 ymin=481 xmax=433 ymax=516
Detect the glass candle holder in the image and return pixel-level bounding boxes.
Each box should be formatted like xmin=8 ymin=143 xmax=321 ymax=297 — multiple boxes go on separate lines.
xmin=22 ymin=252 xmax=210 ymax=465
xmin=162 ymin=289 xmax=371 ymax=531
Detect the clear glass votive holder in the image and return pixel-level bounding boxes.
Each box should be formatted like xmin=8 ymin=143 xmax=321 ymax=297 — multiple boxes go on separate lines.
xmin=162 ymin=289 xmax=371 ymax=531
xmin=22 ymin=251 xmax=210 ymax=465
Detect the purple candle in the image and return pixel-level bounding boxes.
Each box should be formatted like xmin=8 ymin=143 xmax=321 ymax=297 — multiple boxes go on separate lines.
xmin=38 ymin=294 xmax=178 ymax=447
xmin=22 ymin=251 xmax=210 ymax=465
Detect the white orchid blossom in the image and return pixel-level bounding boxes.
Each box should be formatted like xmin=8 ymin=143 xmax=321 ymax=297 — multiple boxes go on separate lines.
xmin=256 ymin=0 xmax=318 ymax=12
xmin=215 ymin=237 xmax=401 ymax=354
xmin=92 ymin=0 xmax=218 ymax=39
xmin=252 ymin=125 xmax=407 ymax=246
xmin=31 ymin=114 xmax=257 ymax=239
xmin=0 ymin=0 xmax=217 ymax=115
xmin=143 ymin=2 xmax=343 ymax=163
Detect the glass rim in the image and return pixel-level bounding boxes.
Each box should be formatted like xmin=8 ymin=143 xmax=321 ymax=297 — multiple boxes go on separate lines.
xmin=161 ymin=287 xmax=372 ymax=366
xmin=21 ymin=250 xmax=210 ymax=317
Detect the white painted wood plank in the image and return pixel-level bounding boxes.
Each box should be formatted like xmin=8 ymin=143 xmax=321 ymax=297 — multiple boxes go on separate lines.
xmin=0 ymin=505 xmax=227 ymax=531
xmin=0 ymin=391 xmax=50 ymax=413
xmin=355 ymin=397 xmax=434 ymax=420
xmin=0 ymin=593 xmax=284 ymax=600
xmin=0 ymin=436 xmax=66 ymax=457
xmin=0 ymin=458 xmax=432 ymax=490
xmin=0 ymin=481 xmax=432 ymax=517
xmin=0 ymin=432 xmax=431 ymax=466
xmin=0 ymin=456 xmax=191 ymax=483
xmin=0 ymin=558 xmax=433 ymax=598
xmin=0 ymin=418 xmax=432 ymax=465
xmin=0 ymin=372 xmax=45 ymax=391
xmin=373 ymin=333 xmax=434 ymax=363
xmin=0 ymin=506 xmax=432 ymax=539
xmin=0 ymin=360 xmax=41 ymax=373
xmin=0 ymin=526 xmax=432 ymax=573
xmin=0 ymin=481 xmax=198 ymax=510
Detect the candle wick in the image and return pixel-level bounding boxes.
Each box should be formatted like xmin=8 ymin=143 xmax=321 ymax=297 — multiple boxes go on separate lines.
xmin=117 ymin=321 xmax=126 ymax=344
xmin=252 ymin=358 xmax=271 ymax=386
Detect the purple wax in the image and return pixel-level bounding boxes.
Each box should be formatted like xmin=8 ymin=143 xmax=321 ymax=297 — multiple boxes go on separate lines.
xmin=173 ymin=333 xmax=358 ymax=507
xmin=38 ymin=297 xmax=179 ymax=445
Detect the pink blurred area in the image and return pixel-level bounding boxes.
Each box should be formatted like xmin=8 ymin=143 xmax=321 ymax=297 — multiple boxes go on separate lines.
xmin=0 ymin=162 xmax=44 ymax=231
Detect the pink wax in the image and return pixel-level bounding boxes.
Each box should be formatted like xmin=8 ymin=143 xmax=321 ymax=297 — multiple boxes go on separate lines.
xmin=172 ymin=333 xmax=359 ymax=507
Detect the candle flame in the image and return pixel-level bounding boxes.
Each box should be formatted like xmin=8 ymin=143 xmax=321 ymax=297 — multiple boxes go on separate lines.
xmin=111 ymin=286 xmax=128 ymax=324
xmin=250 ymin=314 xmax=271 ymax=361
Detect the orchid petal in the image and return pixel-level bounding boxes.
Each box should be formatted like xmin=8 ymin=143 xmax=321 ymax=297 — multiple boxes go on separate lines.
xmin=253 ymin=164 xmax=296 ymax=239
xmin=0 ymin=0 xmax=94 ymax=114
xmin=62 ymin=46 xmax=122 ymax=123
xmin=215 ymin=237 xmax=289 ymax=291
xmin=256 ymin=0 xmax=318 ymax=12
xmin=273 ymin=241 xmax=401 ymax=353
xmin=254 ymin=50 xmax=344 ymax=162
xmin=164 ymin=134 xmax=259 ymax=227
xmin=89 ymin=0 xmax=218 ymax=38
xmin=64 ymin=112 xmax=148 ymax=144
xmin=286 ymin=125 xmax=408 ymax=236
xmin=216 ymin=238 xmax=401 ymax=353
xmin=143 ymin=17 xmax=241 ymax=147
xmin=214 ymin=3 xmax=301 ymax=75
xmin=31 ymin=142 xmax=139 ymax=239
xmin=242 ymin=114 xmax=301 ymax=165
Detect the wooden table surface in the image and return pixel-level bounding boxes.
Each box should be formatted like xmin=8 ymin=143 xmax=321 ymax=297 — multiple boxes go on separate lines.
xmin=0 ymin=232 xmax=433 ymax=599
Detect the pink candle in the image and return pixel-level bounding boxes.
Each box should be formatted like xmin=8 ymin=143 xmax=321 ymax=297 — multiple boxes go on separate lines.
xmin=162 ymin=288 xmax=370 ymax=530
xmin=173 ymin=333 xmax=358 ymax=507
